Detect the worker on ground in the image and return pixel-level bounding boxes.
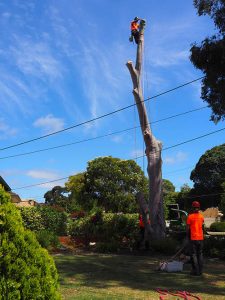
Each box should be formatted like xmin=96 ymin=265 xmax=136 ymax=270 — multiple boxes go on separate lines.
xmin=137 ymin=213 xmax=145 ymax=249
xmin=130 ymin=17 xmax=141 ymax=44
xmin=186 ymin=201 xmax=204 ymax=276
xmin=137 ymin=212 xmax=151 ymax=250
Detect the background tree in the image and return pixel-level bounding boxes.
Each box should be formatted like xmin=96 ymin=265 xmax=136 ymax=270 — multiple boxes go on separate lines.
xmin=44 ymin=185 xmax=70 ymax=211
xmin=65 ymin=172 xmax=86 ymax=212
xmin=66 ymin=156 xmax=148 ymax=213
xmin=177 ymin=184 xmax=192 ymax=211
xmin=162 ymin=179 xmax=177 ymax=218
xmin=0 ymin=185 xmax=61 ymax=299
xmin=190 ymin=143 xmax=225 ymax=208
xmin=190 ymin=0 xmax=225 ymax=122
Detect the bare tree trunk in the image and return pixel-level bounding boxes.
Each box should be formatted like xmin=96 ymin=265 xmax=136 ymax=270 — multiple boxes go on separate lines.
xmin=126 ymin=20 xmax=165 ymax=239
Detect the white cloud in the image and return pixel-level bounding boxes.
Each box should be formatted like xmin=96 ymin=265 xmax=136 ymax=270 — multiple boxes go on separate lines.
xmin=164 ymin=151 xmax=188 ymax=165
xmin=150 ymin=49 xmax=188 ymax=67
xmin=26 ymin=169 xmax=59 ymax=180
xmin=26 ymin=170 xmax=66 ymax=190
xmin=2 ymin=12 xmax=11 ymax=18
xmin=111 ymin=135 xmax=123 ymax=143
xmin=33 ymin=114 xmax=64 ymax=134
xmin=0 ymin=118 xmax=17 ymax=139
xmin=11 ymin=38 xmax=64 ymax=80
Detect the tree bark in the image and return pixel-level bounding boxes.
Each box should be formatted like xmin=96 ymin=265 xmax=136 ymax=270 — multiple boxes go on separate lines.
xmin=127 ymin=20 xmax=165 ymax=239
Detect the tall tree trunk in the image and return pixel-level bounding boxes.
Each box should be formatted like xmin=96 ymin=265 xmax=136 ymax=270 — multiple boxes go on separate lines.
xmin=126 ymin=20 xmax=165 ymax=239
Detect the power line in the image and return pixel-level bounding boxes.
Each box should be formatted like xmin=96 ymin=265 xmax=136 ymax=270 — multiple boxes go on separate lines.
xmin=0 ymin=106 xmax=207 ymax=160
xmin=12 ymin=182 xmax=225 ymax=200
xmin=0 ymin=76 xmax=204 ymax=152
xmin=11 ymin=126 xmax=224 ymax=191
xmin=136 ymin=127 xmax=225 ymax=160
xmin=12 ymin=177 xmax=69 ymax=191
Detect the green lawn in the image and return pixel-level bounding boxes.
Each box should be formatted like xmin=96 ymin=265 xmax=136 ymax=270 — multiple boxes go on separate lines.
xmin=54 ymin=253 xmax=225 ymax=300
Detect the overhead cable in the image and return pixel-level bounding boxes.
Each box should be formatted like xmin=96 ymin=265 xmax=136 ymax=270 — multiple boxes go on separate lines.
xmin=0 ymin=76 xmax=204 ymax=152
xmin=0 ymin=106 xmax=207 ymax=160
xmin=11 ymin=126 xmax=224 ymax=191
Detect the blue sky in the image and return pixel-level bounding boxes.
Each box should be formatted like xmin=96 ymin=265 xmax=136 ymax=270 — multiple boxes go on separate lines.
xmin=0 ymin=0 xmax=224 ymax=202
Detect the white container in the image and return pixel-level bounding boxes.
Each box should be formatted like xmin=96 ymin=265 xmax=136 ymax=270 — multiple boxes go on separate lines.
xmin=165 ymin=261 xmax=183 ymax=272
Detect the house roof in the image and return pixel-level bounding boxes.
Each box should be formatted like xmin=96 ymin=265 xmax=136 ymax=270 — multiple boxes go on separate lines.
xmin=0 ymin=176 xmax=11 ymax=191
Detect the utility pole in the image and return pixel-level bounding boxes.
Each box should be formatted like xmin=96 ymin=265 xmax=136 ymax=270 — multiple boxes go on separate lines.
xmin=126 ymin=19 xmax=165 ymax=239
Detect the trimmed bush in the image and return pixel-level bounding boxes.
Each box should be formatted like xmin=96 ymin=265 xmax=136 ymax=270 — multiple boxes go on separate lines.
xmin=69 ymin=212 xmax=139 ymax=250
xmin=0 ymin=186 xmax=61 ymax=299
xmin=19 ymin=207 xmax=45 ymax=231
xmin=19 ymin=206 xmax=68 ymax=235
xmin=210 ymin=222 xmax=225 ymax=232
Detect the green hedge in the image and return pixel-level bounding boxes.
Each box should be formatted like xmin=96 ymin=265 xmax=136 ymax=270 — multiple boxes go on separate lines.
xmin=210 ymin=222 xmax=225 ymax=232
xmin=19 ymin=206 xmax=68 ymax=235
xmin=69 ymin=212 xmax=139 ymax=250
xmin=0 ymin=186 xmax=61 ymax=299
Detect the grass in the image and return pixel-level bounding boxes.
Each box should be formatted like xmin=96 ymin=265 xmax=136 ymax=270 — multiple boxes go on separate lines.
xmin=54 ymin=253 xmax=225 ymax=300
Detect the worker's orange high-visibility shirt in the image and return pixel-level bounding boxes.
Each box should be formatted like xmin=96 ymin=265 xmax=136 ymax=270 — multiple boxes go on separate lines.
xmin=131 ymin=21 xmax=139 ymax=31
xmin=186 ymin=212 xmax=204 ymax=240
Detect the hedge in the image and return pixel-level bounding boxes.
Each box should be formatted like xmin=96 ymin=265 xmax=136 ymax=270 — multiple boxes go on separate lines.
xmin=19 ymin=206 xmax=68 ymax=235
xmin=68 ymin=212 xmax=139 ymax=250
xmin=210 ymin=222 xmax=225 ymax=232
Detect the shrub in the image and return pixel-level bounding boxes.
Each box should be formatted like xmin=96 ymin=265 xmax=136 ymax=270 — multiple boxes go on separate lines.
xmin=38 ymin=206 xmax=68 ymax=235
xmin=19 ymin=206 xmax=68 ymax=235
xmin=69 ymin=212 xmax=139 ymax=250
xmin=210 ymin=222 xmax=225 ymax=232
xmin=0 ymin=186 xmax=61 ymax=299
xmin=35 ymin=230 xmax=60 ymax=249
xmin=19 ymin=207 xmax=45 ymax=231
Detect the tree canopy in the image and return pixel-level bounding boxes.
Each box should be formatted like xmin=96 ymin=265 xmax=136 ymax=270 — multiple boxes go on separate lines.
xmin=190 ymin=143 xmax=225 ymax=207
xmin=190 ymin=0 xmax=225 ymax=122
xmin=44 ymin=185 xmax=70 ymax=211
xmin=66 ymin=156 xmax=148 ymax=213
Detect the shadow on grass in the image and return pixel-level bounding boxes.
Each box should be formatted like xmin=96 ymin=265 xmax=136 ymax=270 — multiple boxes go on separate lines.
xmin=54 ymin=253 xmax=225 ymax=297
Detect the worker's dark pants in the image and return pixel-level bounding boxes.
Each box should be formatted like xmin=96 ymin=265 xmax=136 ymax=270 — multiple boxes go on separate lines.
xmin=132 ymin=30 xmax=139 ymax=44
xmin=137 ymin=227 xmax=145 ymax=249
xmin=190 ymin=240 xmax=203 ymax=274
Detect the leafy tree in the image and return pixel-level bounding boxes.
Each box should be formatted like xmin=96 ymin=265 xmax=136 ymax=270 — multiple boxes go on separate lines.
xmin=65 ymin=172 xmax=86 ymax=211
xmin=162 ymin=179 xmax=177 ymax=218
xmin=190 ymin=144 xmax=225 ymax=207
xmin=44 ymin=185 xmax=71 ymax=211
xmin=180 ymin=183 xmax=191 ymax=193
xmin=175 ymin=184 xmax=192 ymax=211
xmin=190 ymin=0 xmax=225 ymax=122
xmin=162 ymin=179 xmax=175 ymax=196
xmin=0 ymin=185 xmax=61 ymax=299
xmin=67 ymin=156 xmax=148 ymax=213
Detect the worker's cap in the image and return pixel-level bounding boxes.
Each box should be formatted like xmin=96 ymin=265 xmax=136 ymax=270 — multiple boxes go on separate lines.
xmin=192 ymin=201 xmax=200 ymax=208
xmin=134 ymin=17 xmax=139 ymax=21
